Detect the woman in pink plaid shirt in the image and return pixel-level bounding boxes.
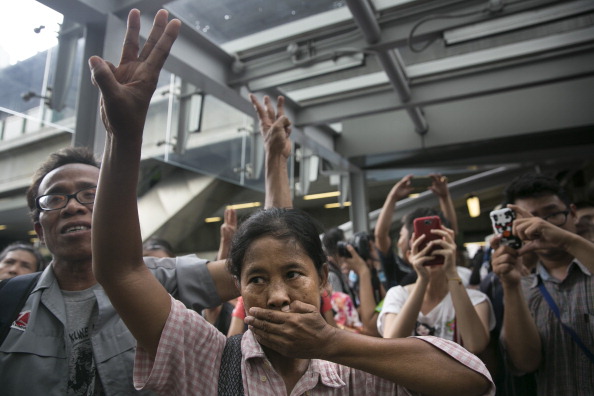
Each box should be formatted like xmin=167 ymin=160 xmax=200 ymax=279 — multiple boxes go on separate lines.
xmin=90 ymin=9 xmax=494 ymax=396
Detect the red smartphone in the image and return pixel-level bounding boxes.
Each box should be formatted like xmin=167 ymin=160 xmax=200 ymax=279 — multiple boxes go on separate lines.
xmin=413 ymin=216 xmax=444 ymax=266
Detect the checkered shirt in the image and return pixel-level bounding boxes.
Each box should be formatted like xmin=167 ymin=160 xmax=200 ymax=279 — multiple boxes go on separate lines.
xmin=135 ymin=296 xmax=495 ymax=395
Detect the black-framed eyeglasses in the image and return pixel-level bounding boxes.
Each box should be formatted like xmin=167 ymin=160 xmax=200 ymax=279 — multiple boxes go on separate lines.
xmin=541 ymin=210 xmax=570 ymax=226
xmin=36 ymin=186 xmax=97 ymax=212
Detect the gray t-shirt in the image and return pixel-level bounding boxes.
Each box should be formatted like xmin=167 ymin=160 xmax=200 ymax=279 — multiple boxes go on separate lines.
xmin=63 ymin=285 xmax=104 ymax=395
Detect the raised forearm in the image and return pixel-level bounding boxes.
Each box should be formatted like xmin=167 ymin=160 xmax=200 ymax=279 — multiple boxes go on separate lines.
xmin=356 ymin=270 xmax=380 ymax=335
xmin=375 ymin=194 xmax=397 ymax=254
xmin=383 ymin=282 xmax=426 ymax=338
xmin=565 ymin=232 xmax=594 ymax=272
xmin=449 ymin=281 xmax=490 ymax=354
xmin=501 ymin=283 xmax=541 ymax=372
xmin=439 ymin=194 xmax=459 ymax=235
xmin=94 ymin=135 xmax=144 ymax=279
xmin=265 ymin=153 xmax=291 ymax=209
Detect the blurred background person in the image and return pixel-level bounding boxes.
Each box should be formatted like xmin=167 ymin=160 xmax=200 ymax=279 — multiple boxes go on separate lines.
xmin=0 ymin=242 xmax=45 ymax=280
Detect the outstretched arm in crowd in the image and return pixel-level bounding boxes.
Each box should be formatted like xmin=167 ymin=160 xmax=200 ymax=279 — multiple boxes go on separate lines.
xmin=491 ymin=233 xmax=542 ymax=372
xmin=91 ymin=9 xmax=183 ymax=359
xmin=511 ymin=204 xmax=594 ymax=273
xmin=382 ymin=227 xmax=491 ymax=354
xmin=247 ymin=300 xmax=492 ymax=396
xmin=250 ymin=94 xmax=292 ymax=209
xmin=216 ymin=207 xmax=236 ymax=261
xmin=429 ymin=174 xmax=459 ymax=235
xmin=374 ymin=175 xmax=413 ymax=255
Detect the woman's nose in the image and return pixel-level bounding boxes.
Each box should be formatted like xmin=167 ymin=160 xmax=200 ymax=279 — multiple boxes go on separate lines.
xmin=266 ymin=281 xmax=290 ymax=309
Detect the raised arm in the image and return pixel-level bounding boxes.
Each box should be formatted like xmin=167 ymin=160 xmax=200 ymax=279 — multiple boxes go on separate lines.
xmin=343 ymin=245 xmax=379 ymax=336
xmin=511 ymin=204 xmax=594 ymax=273
xmin=381 ymin=234 xmax=430 ymax=338
xmin=216 ymin=207 xmax=236 ymax=260
xmin=438 ymin=227 xmax=490 ymax=354
xmin=249 ymin=94 xmax=292 ymax=209
xmin=374 ymin=175 xmax=413 ymax=255
xmin=429 ymin=174 xmax=459 ymax=235
xmin=247 ymin=301 xmax=492 ymax=396
xmin=491 ymin=235 xmax=542 ymax=372
xmin=91 ymin=9 xmax=181 ymax=358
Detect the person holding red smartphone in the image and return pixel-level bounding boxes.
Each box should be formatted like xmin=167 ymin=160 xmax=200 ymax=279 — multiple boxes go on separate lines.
xmin=377 ymin=210 xmax=495 ymax=354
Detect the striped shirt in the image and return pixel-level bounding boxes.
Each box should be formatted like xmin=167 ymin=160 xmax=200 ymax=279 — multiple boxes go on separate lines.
xmin=519 ymin=260 xmax=594 ymax=395
xmin=134 ymin=296 xmax=494 ymax=395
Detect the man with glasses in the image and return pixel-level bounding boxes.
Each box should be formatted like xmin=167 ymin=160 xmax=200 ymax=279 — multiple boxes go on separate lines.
xmin=491 ymin=173 xmax=594 ymax=396
xmin=0 ymin=145 xmax=237 ymax=395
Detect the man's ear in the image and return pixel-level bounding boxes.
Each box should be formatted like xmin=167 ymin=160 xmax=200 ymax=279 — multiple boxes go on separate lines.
xmin=34 ymin=222 xmax=45 ymax=244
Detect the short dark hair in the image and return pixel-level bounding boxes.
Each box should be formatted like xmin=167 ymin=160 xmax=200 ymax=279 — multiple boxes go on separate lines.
xmin=142 ymin=237 xmax=175 ymax=257
xmin=321 ymin=227 xmax=345 ymax=257
xmin=504 ymin=173 xmax=572 ymax=207
xmin=403 ymin=207 xmax=450 ymax=237
xmin=0 ymin=242 xmax=45 ymax=272
xmin=227 ymin=208 xmax=326 ymax=280
xmin=26 ymin=146 xmax=99 ymax=223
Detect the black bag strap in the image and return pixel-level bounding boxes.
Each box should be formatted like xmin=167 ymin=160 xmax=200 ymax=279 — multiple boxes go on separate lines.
xmin=538 ymin=282 xmax=594 ymax=363
xmin=0 ymin=272 xmax=42 ymax=346
xmin=218 ymin=333 xmax=244 ymax=396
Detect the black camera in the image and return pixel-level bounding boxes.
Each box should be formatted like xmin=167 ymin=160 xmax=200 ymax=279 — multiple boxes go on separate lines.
xmin=336 ymin=232 xmax=371 ymax=261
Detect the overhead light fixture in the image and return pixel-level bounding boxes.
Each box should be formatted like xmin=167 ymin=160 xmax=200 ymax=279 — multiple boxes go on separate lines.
xmin=466 ymin=194 xmax=481 ymax=218
xmin=226 ymin=202 xmax=262 ymax=210
xmin=408 ymin=193 xmax=420 ymax=199
xmin=325 ymin=202 xmax=351 ymax=209
xmin=205 ymin=217 xmax=222 ymax=223
xmin=0 ymin=225 xmax=6 ymax=231
xmin=303 ymin=191 xmax=340 ymax=200
xmin=28 ymin=230 xmax=37 ymax=235
xmin=444 ymin=1 xmax=594 ymax=45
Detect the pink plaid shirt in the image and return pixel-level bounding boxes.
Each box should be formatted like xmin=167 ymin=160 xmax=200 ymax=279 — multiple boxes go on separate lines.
xmin=134 ymin=296 xmax=495 ymax=395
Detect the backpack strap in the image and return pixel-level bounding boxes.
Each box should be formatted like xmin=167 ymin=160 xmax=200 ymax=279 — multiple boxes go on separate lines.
xmin=218 ymin=333 xmax=244 ymax=396
xmin=0 ymin=272 xmax=42 ymax=346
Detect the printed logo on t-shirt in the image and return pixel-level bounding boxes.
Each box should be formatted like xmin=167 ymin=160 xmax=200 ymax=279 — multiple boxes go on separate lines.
xmin=10 ymin=310 xmax=31 ymax=331
xmin=414 ymin=321 xmax=436 ymax=336
xmin=67 ymin=324 xmax=101 ymax=395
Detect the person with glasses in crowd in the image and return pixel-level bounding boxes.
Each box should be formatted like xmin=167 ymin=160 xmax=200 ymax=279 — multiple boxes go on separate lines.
xmin=0 ymin=143 xmax=239 ymax=395
xmin=491 ymin=173 xmax=594 ymax=396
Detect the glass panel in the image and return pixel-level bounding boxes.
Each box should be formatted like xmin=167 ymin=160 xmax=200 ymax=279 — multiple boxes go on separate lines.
xmin=141 ymin=76 xmax=266 ymax=191
xmin=167 ymin=0 xmax=346 ymax=45
xmin=0 ymin=0 xmax=77 ymax=141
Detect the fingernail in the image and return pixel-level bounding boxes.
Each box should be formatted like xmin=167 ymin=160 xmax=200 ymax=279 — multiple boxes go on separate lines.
xmin=88 ymin=56 xmax=99 ymax=70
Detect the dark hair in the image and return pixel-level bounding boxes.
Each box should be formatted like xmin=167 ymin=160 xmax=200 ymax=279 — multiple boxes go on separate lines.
xmin=142 ymin=237 xmax=175 ymax=257
xmin=504 ymin=173 xmax=572 ymax=207
xmin=321 ymin=227 xmax=345 ymax=257
xmin=0 ymin=242 xmax=45 ymax=271
xmin=403 ymin=207 xmax=450 ymax=237
xmin=26 ymin=146 xmax=100 ymax=223
xmin=227 ymin=208 xmax=326 ymax=280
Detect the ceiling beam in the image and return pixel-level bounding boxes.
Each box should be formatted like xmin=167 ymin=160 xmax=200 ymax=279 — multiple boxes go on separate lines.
xmin=295 ymin=49 xmax=594 ymax=126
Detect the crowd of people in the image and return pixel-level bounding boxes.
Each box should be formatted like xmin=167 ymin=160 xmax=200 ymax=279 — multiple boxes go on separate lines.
xmin=0 ymin=8 xmax=592 ymax=396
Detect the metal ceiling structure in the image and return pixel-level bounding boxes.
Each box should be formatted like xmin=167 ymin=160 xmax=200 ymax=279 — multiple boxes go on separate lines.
xmin=7 ymin=0 xmax=594 ymax=252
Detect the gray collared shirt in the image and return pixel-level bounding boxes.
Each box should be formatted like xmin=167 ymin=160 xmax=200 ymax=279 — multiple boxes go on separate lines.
xmin=0 ymin=254 xmax=221 ymax=395
xmin=520 ymin=259 xmax=594 ymax=395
